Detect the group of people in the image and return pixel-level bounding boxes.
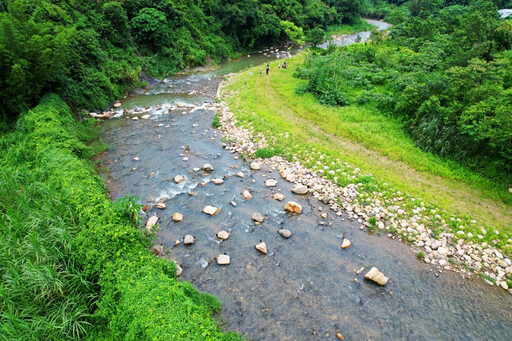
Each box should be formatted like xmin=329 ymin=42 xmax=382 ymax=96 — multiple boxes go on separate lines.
xmin=260 ymin=61 xmax=287 ymax=76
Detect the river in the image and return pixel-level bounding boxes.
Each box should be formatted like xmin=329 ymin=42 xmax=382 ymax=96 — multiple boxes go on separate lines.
xmin=97 ymin=20 xmax=512 ymax=340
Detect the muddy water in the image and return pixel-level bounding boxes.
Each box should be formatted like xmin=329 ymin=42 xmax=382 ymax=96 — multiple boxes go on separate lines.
xmin=98 ymin=25 xmax=512 ymax=341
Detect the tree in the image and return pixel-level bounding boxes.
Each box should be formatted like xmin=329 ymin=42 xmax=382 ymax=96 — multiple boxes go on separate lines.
xmin=281 ymin=20 xmax=305 ymax=45
xmin=306 ymin=27 xmax=326 ymax=47
xmin=130 ymin=7 xmax=169 ymax=52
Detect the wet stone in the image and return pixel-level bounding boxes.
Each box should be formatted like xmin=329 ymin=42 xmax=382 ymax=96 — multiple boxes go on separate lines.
xmin=203 ymin=163 xmax=214 ymax=172
xmin=285 ymin=201 xmax=302 ymax=214
xmin=341 ymin=239 xmax=351 ymax=249
xmin=217 ymin=230 xmax=230 ymax=240
xmin=278 ymin=229 xmax=292 ymax=239
xmin=266 ymin=179 xmax=278 ymax=187
xmin=242 ymin=190 xmax=253 ymax=200
xmin=236 ymin=171 xmax=245 ymax=178
xmin=146 ymin=216 xmax=159 ymax=230
xmin=252 ymin=212 xmax=265 ymax=223
xmin=274 ymin=193 xmax=285 ymax=201
xmin=151 ymin=244 xmax=164 ymax=256
xmin=203 ymin=205 xmax=220 ymax=216
xmin=173 ymin=213 xmax=184 ymax=222
xmin=212 ymin=178 xmax=224 ymax=185
xmin=217 ymin=254 xmax=230 ymax=265
xmin=156 ymin=202 xmax=166 ymax=210
xmin=174 ymin=175 xmax=185 ymax=184
xmin=184 ymin=235 xmax=195 ymax=245
xmin=364 ymin=267 xmax=389 ymax=286
xmin=255 ymin=241 xmax=268 ymax=254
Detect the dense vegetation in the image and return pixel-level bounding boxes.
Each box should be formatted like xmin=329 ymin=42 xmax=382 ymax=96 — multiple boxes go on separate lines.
xmin=0 ymin=0 xmax=368 ymax=124
xmin=0 ymin=95 xmax=241 ymax=339
xmin=295 ymin=0 xmax=512 ymax=182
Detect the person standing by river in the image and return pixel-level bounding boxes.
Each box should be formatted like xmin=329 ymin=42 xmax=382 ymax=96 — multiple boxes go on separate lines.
xmin=266 ymin=64 xmax=269 ymax=76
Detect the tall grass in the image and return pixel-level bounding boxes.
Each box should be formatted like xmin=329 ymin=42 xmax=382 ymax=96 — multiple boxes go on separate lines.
xmin=0 ymin=95 xmax=240 ymax=340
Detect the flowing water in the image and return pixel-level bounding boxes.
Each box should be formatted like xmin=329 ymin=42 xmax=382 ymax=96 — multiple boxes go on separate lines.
xmin=98 ymin=21 xmax=512 ymax=340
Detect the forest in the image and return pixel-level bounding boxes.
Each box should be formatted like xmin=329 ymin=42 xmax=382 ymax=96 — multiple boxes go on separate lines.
xmin=0 ymin=0 xmax=365 ymax=124
xmin=295 ymin=0 xmax=512 ymax=180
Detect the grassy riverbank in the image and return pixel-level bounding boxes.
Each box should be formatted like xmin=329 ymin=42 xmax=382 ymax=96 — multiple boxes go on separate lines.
xmin=0 ymin=95 xmax=240 ymax=340
xmin=326 ymin=18 xmax=375 ymax=36
xmin=221 ymin=53 xmax=512 ymax=255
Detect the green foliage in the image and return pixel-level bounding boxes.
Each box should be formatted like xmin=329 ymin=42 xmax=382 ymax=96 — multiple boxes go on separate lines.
xmin=294 ymin=1 xmax=512 ymax=179
xmin=0 ymin=95 xmax=241 ymax=339
xmin=306 ymin=27 xmax=326 ymax=46
xmin=255 ymin=147 xmax=281 ymax=158
xmin=212 ymin=113 xmax=221 ymax=128
xmin=280 ymin=20 xmax=306 ymax=45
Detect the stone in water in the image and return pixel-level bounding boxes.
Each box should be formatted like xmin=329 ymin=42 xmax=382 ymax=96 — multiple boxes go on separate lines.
xmin=255 ymin=241 xmax=268 ymax=254
xmin=174 ymin=175 xmax=185 ymax=184
xmin=217 ymin=230 xmax=230 ymax=240
xmin=250 ymin=162 xmax=262 ymax=170
xmin=203 ymin=205 xmax=220 ymax=216
xmin=292 ymin=184 xmax=308 ymax=195
xmin=242 ymin=190 xmax=252 ymax=200
xmin=266 ymin=179 xmax=278 ymax=187
xmin=252 ymin=212 xmax=265 ymax=223
xmin=285 ymin=201 xmax=302 ymax=214
xmin=364 ymin=267 xmax=388 ymax=286
xmin=172 ymin=213 xmax=184 ymax=222
xmin=341 ymin=239 xmax=351 ymax=249
xmin=217 ymin=254 xmax=230 ymax=265
xmin=278 ymin=229 xmax=292 ymax=239
xmin=184 ymin=235 xmax=195 ymax=245
xmin=274 ymin=193 xmax=285 ymax=201
xmin=203 ymin=164 xmax=214 ymax=172
xmin=212 ymin=178 xmax=224 ymax=185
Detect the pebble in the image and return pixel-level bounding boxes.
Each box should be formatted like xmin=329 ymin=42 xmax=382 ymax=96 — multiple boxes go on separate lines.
xmin=155 ymin=202 xmax=166 ymax=210
xmin=212 ymin=178 xmax=224 ymax=185
xmin=217 ymin=254 xmax=230 ymax=265
xmin=175 ymin=262 xmax=183 ymax=276
xmin=285 ymin=201 xmax=302 ymax=214
xmin=341 ymin=239 xmax=351 ymax=249
xmin=203 ymin=205 xmax=220 ymax=216
xmin=274 ymin=193 xmax=285 ymax=201
xmin=500 ymin=281 xmax=509 ymax=290
xmin=364 ymin=267 xmax=388 ymax=286
xmin=133 ymin=157 xmax=140 ymax=161
xmin=146 ymin=216 xmax=158 ymax=231
xmin=174 ymin=175 xmax=185 ymax=184
xmin=183 ymin=157 xmax=189 ymax=161
xmin=255 ymin=241 xmax=268 ymax=254
xmin=236 ymin=171 xmax=245 ymax=178
xmin=250 ymin=161 xmax=262 ymax=170
xmin=203 ymin=164 xmax=214 ymax=172
xmin=292 ymin=184 xmax=309 ymax=195
xmin=321 ymin=212 xmax=327 ymax=219
xmin=151 ymin=244 xmax=163 ymax=256
xmin=252 ymin=212 xmax=265 ymax=223
xmin=278 ymin=229 xmax=292 ymax=238
xmin=172 ymin=213 xmax=184 ymax=222
xmin=265 ymin=179 xmax=278 ymax=187
xmin=242 ymin=190 xmax=252 ymax=200
xmin=184 ymin=235 xmax=195 ymax=245
xmin=217 ymin=230 xmax=230 ymax=240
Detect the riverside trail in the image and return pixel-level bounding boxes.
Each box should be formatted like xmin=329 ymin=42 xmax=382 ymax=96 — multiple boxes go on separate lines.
xmin=98 ymin=21 xmax=512 ymax=340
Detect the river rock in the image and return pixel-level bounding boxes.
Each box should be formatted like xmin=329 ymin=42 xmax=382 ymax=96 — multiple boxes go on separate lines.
xmin=113 ymin=101 xmax=122 ymax=108
xmin=184 ymin=235 xmax=195 ymax=245
xmin=500 ymin=281 xmax=509 ymax=290
xmin=212 ymin=178 xmax=224 ymax=185
xmin=255 ymin=241 xmax=268 ymax=254
xmin=146 ymin=216 xmax=159 ymax=231
xmin=266 ymin=179 xmax=278 ymax=187
xmin=242 ymin=190 xmax=252 ymax=200
xmin=250 ymin=161 xmax=262 ymax=170
xmin=133 ymin=157 xmax=140 ymax=161
xmin=236 ymin=171 xmax=245 ymax=178
xmin=172 ymin=213 xmax=184 ymax=222
xmin=341 ymin=239 xmax=351 ymax=249
xmin=203 ymin=205 xmax=220 ymax=216
xmin=174 ymin=175 xmax=185 ymax=184
xmin=431 ymin=240 xmax=441 ymax=250
xmin=274 ymin=193 xmax=285 ymax=201
xmin=217 ymin=254 xmax=230 ymax=265
xmin=364 ymin=267 xmax=388 ymax=286
xmin=156 ymin=202 xmax=166 ymax=210
xmin=278 ymin=229 xmax=292 ymax=238
xmin=175 ymin=263 xmax=183 ymax=276
xmin=321 ymin=212 xmax=327 ymax=219
xmin=285 ymin=201 xmax=302 ymax=214
xmin=217 ymin=230 xmax=230 ymax=240
xmin=141 ymin=114 xmax=151 ymax=119
xmin=292 ymin=184 xmax=308 ymax=195
xmin=203 ymin=163 xmax=214 ymax=172
xmin=438 ymin=247 xmax=448 ymax=255
xmin=252 ymin=212 xmax=265 ymax=223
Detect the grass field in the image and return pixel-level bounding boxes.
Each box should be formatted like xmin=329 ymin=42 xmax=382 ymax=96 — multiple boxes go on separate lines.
xmin=222 ymin=52 xmax=512 ymax=255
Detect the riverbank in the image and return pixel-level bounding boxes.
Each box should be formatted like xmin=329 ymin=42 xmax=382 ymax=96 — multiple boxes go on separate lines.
xmin=217 ymin=54 xmax=512 ymax=293
xmin=0 ymin=95 xmax=240 ymax=339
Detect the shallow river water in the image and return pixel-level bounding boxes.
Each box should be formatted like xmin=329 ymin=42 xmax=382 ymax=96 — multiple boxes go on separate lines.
xmin=98 ymin=21 xmax=512 ymax=340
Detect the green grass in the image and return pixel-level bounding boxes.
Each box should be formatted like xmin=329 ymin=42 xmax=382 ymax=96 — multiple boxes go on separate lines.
xmin=325 ymin=18 xmax=375 ymax=37
xmin=0 ymin=95 xmax=241 ymax=340
xmin=223 ymin=53 xmax=512 ymax=255
xmin=213 ymin=113 xmax=221 ymax=128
